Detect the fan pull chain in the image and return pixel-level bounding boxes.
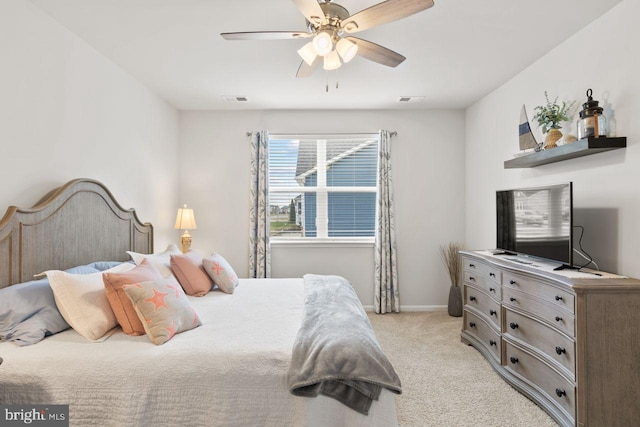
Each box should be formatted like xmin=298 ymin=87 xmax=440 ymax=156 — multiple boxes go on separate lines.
xmin=326 ymin=71 xmax=329 ymax=93
xmin=323 ymin=71 xmax=340 ymax=93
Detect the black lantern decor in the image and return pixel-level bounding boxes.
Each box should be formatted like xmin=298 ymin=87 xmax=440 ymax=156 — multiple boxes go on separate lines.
xmin=577 ymin=88 xmax=607 ymax=139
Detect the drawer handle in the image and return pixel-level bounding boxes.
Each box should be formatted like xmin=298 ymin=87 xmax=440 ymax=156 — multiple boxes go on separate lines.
xmin=490 ymin=309 xmax=497 ymax=316
xmin=489 ymin=340 xmax=497 ymax=347
xmin=509 ymin=322 xmax=519 ymax=330
xmin=555 ymin=346 xmax=566 ymax=355
xmin=470 ymin=296 xmax=477 ymax=302
xmin=555 ymin=316 xmax=563 ymax=322
xmin=469 ymin=322 xmax=476 ymax=328
xmin=489 ymin=272 xmax=496 ymax=277
xmin=509 ymin=297 xmax=517 ymax=302
xmin=469 ymin=263 xmax=475 ymax=268
xmin=469 ymin=276 xmax=476 ymax=282
xmin=510 ymin=280 xmax=517 ymax=285
xmin=555 ymin=388 xmax=567 ymax=398
xmin=489 ymin=287 xmax=496 ymax=292
xmin=510 ymin=356 xmax=519 ymax=364
xmin=555 ymin=295 xmax=564 ymax=302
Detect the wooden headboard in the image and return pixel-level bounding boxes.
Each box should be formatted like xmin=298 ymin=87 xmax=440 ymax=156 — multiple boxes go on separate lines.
xmin=0 ymin=179 xmax=153 ymax=288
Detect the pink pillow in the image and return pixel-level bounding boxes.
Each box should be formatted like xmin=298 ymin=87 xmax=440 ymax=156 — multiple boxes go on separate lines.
xmin=202 ymin=253 xmax=239 ymax=294
xmin=103 ymin=259 xmax=163 ymax=335
xmin=170 ymin=251 xmax=213 ymax=296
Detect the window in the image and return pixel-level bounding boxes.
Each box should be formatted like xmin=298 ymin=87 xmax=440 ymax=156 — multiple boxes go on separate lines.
xmin=268 ymin=134 xmax=379 ymax=240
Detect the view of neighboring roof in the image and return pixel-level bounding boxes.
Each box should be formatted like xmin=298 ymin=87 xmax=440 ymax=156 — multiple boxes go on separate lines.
xmin=294 ymin=138 xmax=377 ymax=185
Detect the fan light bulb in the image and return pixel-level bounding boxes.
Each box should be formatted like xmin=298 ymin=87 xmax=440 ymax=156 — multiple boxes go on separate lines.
xmin=323 ymin=50 xmax=342 ymax=71
xmin=336 ymin=38 xmax=358 ymax=63
xmin=297 ymin=42 xmax=317 ymax=66
xmin=313 ymin=31 xmax=333 ymax=56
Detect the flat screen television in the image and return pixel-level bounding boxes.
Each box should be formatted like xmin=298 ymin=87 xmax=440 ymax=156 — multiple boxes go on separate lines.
xmin=496 ymin=182 xmax=573 ymax=268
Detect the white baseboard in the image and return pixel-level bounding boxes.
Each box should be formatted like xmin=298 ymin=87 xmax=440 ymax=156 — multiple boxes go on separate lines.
xmin=363 ymin=305 xmax=447 ymax=312
xmin=402 ymin=305 xmax=447 ymax=312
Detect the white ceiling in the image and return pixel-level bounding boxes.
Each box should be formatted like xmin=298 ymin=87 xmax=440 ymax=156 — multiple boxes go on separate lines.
xmin=29 ymin=0 xmax=621 ymax=110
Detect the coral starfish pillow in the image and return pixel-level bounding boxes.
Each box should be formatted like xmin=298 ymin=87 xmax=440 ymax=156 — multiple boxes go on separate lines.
xmin=123 ymin=278 xmax=201 ymax=345
xmin=202 ymin=253 xmax=239 ymax=294
xmin=103 ymin=259 xmax=164 ymax=335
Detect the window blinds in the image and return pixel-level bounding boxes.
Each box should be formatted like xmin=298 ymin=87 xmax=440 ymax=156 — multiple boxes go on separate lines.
xmin=268 ymin=135 xmax=379 ymax=238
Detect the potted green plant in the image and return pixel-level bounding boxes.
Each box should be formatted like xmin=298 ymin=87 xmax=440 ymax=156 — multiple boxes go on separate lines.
xmin=533 ymin=91 xmax=575 ymax=149
xmin=439 ymin=242 xmax=463 ymax=317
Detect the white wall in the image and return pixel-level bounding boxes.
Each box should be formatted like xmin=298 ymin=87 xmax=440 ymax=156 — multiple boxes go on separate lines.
xmin=465 ymin=0 xmax=640 ymax=276
xmin=0 ymin=0 xmax=180 ymax=249
xmin=179 ymin=110 xmax=466 ymax=308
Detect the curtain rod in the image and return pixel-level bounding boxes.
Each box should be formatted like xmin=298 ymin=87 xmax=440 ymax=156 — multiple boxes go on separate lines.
xmin=246 ymin=131 xmax=397 ymax=137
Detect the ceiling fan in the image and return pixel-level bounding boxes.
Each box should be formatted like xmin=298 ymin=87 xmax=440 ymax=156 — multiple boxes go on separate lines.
xmin=221 ymin=0 xmax=435 ymax=77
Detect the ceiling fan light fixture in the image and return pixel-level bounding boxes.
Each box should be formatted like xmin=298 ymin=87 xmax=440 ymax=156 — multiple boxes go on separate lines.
xmin=336 ymin=38 xmax=358 ymax=63
xmin=323 ymin=50 xmax=341 ymax=71
xmin=313 ymin=31 xmax=333 ymax=56
xmin=222 ymin=0 xmax=436 ymax=77
xmin=297 ymin=41 xmax=317 ymax=66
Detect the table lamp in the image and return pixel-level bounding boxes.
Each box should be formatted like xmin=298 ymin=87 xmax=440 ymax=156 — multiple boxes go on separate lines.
xmin=174 ymin=204 xmax=197 ymax=253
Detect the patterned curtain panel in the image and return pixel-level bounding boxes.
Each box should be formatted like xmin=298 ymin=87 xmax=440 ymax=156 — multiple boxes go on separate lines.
xmin=248 ymin=131 xmax=271 ymax=279
xmin=374 ymin=130 xmax=400 ymax=313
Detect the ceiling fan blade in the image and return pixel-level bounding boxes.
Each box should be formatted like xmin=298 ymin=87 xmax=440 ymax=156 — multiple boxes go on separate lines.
xmin=346 ymin=37 xmax=406 ymax=67
xmin=291 ymin=0 xmax=327 ymax=26
xmin=296 ymin=57 xmax=322 ymax=78
xmin=341 ymin=0 xmax=434 ymax=33
xmin=221 ymin=31 xmax=311 ymax=41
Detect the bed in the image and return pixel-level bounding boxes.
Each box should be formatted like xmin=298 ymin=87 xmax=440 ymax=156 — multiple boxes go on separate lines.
xmin=0 ymin=179 xmax=400 ymax=426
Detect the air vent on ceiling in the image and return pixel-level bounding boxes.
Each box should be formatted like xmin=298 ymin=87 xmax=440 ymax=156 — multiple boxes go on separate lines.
xmin=398 ymin=96 xmax=425 ymax=103
xmin=222 ymin=96 xmax=248 ymax=102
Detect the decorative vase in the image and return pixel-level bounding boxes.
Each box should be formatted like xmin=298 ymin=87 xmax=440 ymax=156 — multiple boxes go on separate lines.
xmin=544 ymin=128 xmax=563 ymax=149
xmin=448 ymin=284 xmax=462 ymax=317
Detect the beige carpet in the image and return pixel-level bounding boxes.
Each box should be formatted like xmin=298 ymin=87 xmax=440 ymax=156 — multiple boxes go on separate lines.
xmin=368 ymin=311 xmax=558 ymax=427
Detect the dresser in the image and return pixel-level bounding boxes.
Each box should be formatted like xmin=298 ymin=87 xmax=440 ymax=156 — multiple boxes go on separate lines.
xmin=459 ymin=251 xmax=640 ymax=427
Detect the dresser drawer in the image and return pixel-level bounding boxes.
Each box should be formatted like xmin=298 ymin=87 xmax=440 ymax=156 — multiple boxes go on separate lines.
xmin=505 ymin=341 xmax=575 ymax=422
xmin=503 ymin=288 xmax=575 ymax=337
xmin=464 ymin=285 xmax=501 ymax=330
xmin=464 ymin=271 xmax=501 ymax=300
xmin=463 ymin=257 xmax=482 ymax=273
xmin=463 ymin=310 xmax=501 ymax=363
xmin=463 ymin=258 xmax=501 ymax=286
xmin=503 ymin=272 xmax=574 ymax=313
xmin=504 ymin=309 xmax=575 ymax=379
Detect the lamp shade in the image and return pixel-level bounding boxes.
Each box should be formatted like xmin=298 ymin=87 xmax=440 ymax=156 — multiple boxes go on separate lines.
xmin=336 ymin=38 xmax=358 ymax=63
xmin=313 ymin=31 xmax=333 ymax=56
xmin=323 ymin=50 xmax=341 ymax=71
xmin=297 ymin=41 xmax=317 ymax=66
xmin=174 ymin=204 xmax=197 ymax=230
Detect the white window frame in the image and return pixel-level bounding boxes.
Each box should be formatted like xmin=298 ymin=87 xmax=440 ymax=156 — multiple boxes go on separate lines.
xmin=269 ymin=133 xmax=379 ymax=245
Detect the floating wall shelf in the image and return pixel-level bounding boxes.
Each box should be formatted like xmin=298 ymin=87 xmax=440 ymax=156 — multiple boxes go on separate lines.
xmin=504 ymin=136 xmax=627 ymax=169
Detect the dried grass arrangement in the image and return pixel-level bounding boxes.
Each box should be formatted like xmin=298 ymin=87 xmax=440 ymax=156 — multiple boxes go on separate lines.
xmin=439 ymin=243 xmax=463 ymax=287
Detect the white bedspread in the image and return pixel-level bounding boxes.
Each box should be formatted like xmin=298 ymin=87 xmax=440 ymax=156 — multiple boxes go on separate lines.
xmin=0 ymin=278 xmax=398 ymax=427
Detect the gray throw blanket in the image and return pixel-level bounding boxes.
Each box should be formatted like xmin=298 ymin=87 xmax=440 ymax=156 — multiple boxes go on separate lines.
xmin=288 ymin=274 xmax=402 ymax=415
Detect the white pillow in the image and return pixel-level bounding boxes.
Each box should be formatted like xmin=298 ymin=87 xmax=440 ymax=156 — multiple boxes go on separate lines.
xmin=45 ymin=263 xmax=135 ymax=341
xmin=127 ymin=244 xmax=181 ymax=278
